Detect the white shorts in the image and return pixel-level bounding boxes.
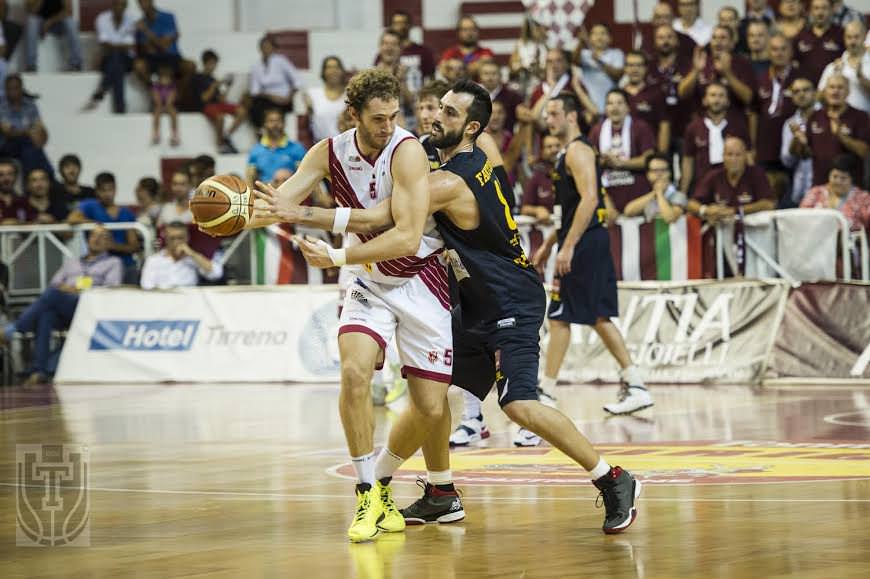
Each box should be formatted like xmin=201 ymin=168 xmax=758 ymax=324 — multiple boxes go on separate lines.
xmin=339 ymin=268 xmax=452 ymax=384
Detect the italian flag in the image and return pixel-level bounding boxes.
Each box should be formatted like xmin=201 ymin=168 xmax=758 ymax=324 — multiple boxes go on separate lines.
xmin=609 ymin=216 xmax=705 ymax=281
xmin=254 ymin=224 xmax=298 ymax=284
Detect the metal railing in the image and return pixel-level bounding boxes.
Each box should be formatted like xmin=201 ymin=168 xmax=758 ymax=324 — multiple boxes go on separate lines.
xmin=0 ymin=222 xmax=154 ymax=306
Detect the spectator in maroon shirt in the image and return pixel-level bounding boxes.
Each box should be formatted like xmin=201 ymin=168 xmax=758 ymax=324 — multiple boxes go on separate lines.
xmin=521 ymin=133 xmax=561 ymax=222
xmin=484 ymin=101 xmax=513 ymax=161
xmin=439 ymin=16 xmax=494 ymax=78
xmin=737 ymin=0 xmax=776 ymax=55
xmin=678 ymin=25 xmax=755 ymax=117
xmin=640 ymin=1 xmax=696 ymax=63
xmin=375 ymin=29 xmax=403 ymax=79
xmin=386 ymin=10 xmax=435 ymax=80
xmin=22 ymin=168 xmax=66 ymax=224
xmin=374 ymin=30 xmax=415 ymax=115
xmin=521 ymin=133 xmax=561 ymax=258
xmin=756 ymin=33 xmax=801 ymax=200
xmin=680 ymin=82 xmax=751 ymax=195
xmin=804 ymin=73 xmax=870 ymax=186
xmin=794 ymin=0 xmax=844 ymax=85
xmin=688 ymin=136 xmax=777 ymax=223
xmin=0 ymin=157 xmax=22 ymax=224
xmin=623 ymin=50 xmax=670 ymax=153
xmin=648 ymin=25 xmax=694 ymax=156
xmin=590 ymin=89 xmax=656 ymax=217
xmin=776 ymin=0 xmax=808 ymax=41
xmin=438 ymin=56 xmax=466 ymax=85
xmin=717 ymin=7 xmax=740 ymax=47
xmin=478 ymin=59 xmax=522 ymax=131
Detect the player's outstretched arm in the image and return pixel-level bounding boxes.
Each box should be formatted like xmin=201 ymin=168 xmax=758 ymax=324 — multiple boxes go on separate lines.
xmin=246 ymin=139 xmax=330 ymax=229
xmin=253 ymin=184 xmax=395 ymax=234
xmin=295 ymin=139 xmax=431 ymax=268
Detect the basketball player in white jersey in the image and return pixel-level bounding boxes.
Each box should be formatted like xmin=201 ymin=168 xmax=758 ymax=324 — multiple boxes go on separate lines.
xmin=245 ymin=69 xmax=453 ymax=543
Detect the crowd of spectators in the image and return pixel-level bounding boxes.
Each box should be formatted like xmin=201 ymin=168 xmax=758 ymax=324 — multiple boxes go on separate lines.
xmin=0 ymin=0 xmax=868 ymax=385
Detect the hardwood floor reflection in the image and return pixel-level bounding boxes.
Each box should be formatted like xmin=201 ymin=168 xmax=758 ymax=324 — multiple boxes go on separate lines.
xmin=1 ymin=382 xmax=868 ymax=578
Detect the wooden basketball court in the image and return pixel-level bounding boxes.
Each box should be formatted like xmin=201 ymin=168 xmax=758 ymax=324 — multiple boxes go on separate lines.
xmin=1 ymin=382 xmax=869 ymax=578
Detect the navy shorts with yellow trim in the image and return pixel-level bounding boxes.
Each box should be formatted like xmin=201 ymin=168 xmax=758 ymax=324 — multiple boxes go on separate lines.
xmin=451 ymin=302 xmax=545 ymax=406
xmin=548 ymin=227 xmax=618 ymax=325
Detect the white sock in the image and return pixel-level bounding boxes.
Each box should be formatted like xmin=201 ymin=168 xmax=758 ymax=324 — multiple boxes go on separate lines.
xmin=351 ymin=451 xmax=376 ymax=486
xmin=427 ymin=469 xmax=453 ymax=486
xmin=462 ymin=389 xmax=482 ymax=421
xmin=620 ymin=365 xmax=645 ymax=388
xmin=539 ymin=376 xmax=557 ymax=393
xmin=589 ymin=457 xmax=612 ymax=481
xmin=374 ymin=447 xmax=405 ymax=481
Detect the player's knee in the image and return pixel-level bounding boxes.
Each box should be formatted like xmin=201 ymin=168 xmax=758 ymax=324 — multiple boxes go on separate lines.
xmin=550 ymin=319 xmax=570 ymax=332
xmin=340 ymin=363 xmax=373 ymax=394
xmin=412 ymin=395 xmax=445 ymax=421
xmin=502 ymin=400 xmax=532 ymax=425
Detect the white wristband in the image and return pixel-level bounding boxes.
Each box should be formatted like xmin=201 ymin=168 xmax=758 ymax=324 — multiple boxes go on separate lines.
xmin=332 ymin=207 xmax=351 ymax=234
xmin=326 ymin=245 xmax=347 ymax=267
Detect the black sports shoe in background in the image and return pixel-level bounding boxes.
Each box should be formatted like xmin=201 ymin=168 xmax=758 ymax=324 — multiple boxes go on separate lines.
xmin=400 ymin=478 xmax=466 ymax=524
xmin=593 ymin=466 xmax=641 ymax=534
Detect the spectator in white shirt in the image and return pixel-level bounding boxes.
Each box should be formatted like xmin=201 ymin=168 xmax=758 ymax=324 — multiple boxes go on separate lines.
xmin=156 ymin=167 xmax=192 ymax=228
xmin=780 ymin=77 xmax=820 ymax=206
xmin=85 ymin=0 xmax=136 ymax=113
xmin=249 ymin=35 xmax=302 ymax=129
xmin=576 ymin=23 xmax=624 ymax=111
xmin=818 ymin=20 xmax=870 ymax=112
xmin=674 ymin=0 xmax=713 ymax=47
xmin=140 ymin=221 xmax=222 ymax=289
xmin=304 ymin=56 xmax=347 ymax=143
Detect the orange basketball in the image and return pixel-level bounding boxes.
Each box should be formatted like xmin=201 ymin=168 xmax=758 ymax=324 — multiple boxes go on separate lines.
xmin=190 ymin=174 xmax=252 ymax=237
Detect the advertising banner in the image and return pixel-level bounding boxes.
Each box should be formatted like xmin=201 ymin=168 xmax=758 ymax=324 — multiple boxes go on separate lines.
xmin=766 ymin=282 xmax=870 ymax=381
xmin=55 ymin=287 xmax=341 ymax=383
xmin=560 ymin=280 xmax=790 ymax=384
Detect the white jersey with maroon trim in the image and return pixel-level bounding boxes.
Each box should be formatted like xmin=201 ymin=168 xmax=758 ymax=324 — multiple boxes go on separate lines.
xmin=328 ymin=126 xmax=445 ymax=290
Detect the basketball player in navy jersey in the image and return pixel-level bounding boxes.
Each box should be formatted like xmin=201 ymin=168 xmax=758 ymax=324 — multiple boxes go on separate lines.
xmin=258 ymin=81 xmax=642 ymax=535
xmin=534 ymin=93 xmax=653 ymax=416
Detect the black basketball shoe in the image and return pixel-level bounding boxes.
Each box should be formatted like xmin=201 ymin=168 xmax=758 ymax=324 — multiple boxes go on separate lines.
xmin=593 ymin=466 xmax=641 ymax=534
xmin=400 ymin=478 xmax=466 ymax=525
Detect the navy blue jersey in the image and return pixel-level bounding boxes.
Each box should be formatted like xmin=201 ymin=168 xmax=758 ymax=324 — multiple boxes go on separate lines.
xmin=420 ymin=135 xmax=441 ymax=172
xmin=434 ymin=147 xmax=544 ymax=330
xmin=552 ymin=135 xmax=607 ymax=244
xmin=493 ymin=164 xmax=514 ymax=210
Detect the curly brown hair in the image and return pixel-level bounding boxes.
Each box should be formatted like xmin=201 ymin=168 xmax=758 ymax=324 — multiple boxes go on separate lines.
xmin=345 ymin=68 xmax=401 ymax=113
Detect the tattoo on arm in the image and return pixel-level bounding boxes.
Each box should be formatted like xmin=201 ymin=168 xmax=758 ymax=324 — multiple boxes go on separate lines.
xmin=304 ymin=207 xmax=314 ymax=218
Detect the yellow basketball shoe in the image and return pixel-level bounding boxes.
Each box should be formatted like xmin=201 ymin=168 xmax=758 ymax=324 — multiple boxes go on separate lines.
xmin=348 ymin=484 xmax=383 ymax=543
xmin=376 ymin=479 xmax=406 ymax=533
